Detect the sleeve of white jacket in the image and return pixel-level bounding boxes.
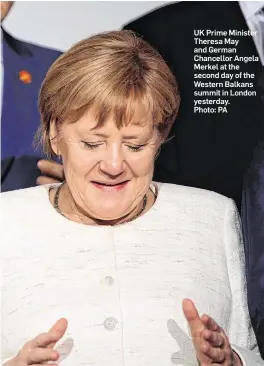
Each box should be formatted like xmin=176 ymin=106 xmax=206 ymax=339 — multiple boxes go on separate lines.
xmin=224 ymin=198 xmax=263 ymax=365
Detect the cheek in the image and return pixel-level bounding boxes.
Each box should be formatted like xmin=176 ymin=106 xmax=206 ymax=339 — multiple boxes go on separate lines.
xmin=128 ymin=152 xmax=155 ymax=177
xmin=62 ymin=144 xmax=97 ymax=176
xmin=67 ymin=155 xmax=95 ymax=174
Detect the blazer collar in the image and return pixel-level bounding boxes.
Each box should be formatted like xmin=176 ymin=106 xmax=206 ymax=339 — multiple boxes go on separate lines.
xmin=1 ymin=27 xmax=32 ymax=58
xmin=1 ymin=156 xmax=15 ymax=184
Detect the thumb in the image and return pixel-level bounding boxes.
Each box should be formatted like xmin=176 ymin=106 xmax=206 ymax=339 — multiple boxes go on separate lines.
xmin=182 ymin=299 xmax=204 ymax=336
xmin=48 ymin=318 xmax=68 ymax=348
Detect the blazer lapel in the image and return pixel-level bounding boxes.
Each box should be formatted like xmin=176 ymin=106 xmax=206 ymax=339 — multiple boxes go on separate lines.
xmin=1 ymin=156 xmax=14 ymax=184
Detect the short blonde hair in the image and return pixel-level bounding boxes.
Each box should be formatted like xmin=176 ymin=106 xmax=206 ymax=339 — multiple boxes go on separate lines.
xmin=38 ymin=30 xmax=180 ymax=158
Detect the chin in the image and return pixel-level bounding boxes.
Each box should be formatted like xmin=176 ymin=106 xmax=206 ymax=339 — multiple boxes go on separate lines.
xmin=96 ymin=213 xmax=125 ymax=221
xmin=91 ymin=203 xmax=132 ymax=221
xmin=98 ymin=209 xmax=128 ymax=221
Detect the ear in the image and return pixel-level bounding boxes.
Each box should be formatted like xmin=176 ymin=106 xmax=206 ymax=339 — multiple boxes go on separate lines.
xmin=49 ymin=120 xmax=61 ymax=156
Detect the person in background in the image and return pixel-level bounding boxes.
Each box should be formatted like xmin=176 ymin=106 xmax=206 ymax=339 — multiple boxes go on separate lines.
xmin=122 ymin=0 xmax=264 ymax=357
xmin=1 ymin=30 xmax=262 ymax=366
xmin=1 ymin=1 xmax=62 ymax=192
xmin=241 ymin=66 xmax=264 ymax=359
xmin=122 ymin=1 xmax=264 ymax=212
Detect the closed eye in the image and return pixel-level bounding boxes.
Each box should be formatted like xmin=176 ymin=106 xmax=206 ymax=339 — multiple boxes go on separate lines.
xmin=126 ymin=144 xmax=146 ymax=152
xmin=81 ymin=141 xmax=146 ymax=152
xmin=82 ymin=141 xmax=103 ymax=150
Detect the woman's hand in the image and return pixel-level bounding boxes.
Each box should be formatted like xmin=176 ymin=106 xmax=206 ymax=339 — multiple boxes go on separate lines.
xmin=182 ymin=299 xmax=242 ymax=366
xmin=3 ymin=318 xmax=68 ymax=366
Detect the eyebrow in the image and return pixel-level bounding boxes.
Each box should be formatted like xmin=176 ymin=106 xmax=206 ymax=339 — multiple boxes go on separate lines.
xmin=92 ymin=133 xmax=145 ymax=140
xmin=92 ymin=133 xmax=108 ymax=138
xmin=123 ymin=135 xmax=143 ymax=140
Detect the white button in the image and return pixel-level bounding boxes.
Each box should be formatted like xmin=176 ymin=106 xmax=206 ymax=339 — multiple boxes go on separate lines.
xmin=105 ymin=276 xmax=114 ymax=286
xmin=100 ymin=276 xmax=114 ymax=286
xmin=103 ymin=317 xmax=118 ymax=331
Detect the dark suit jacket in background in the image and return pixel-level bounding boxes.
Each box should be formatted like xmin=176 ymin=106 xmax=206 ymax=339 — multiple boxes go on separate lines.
xmin=242 ymin=67 xmax=264 ymax=359
xmin=1 ymin=155 xmax=41 ymax=192
xmin=124 ymin=1 xmax=264 ymax=357
xmin=124 ymin=1 xmax=264 ymax=211
xmin=1 ymin=28 xmax=61 ymax=191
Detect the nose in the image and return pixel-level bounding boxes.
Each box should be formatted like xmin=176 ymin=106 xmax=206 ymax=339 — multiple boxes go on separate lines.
xmin=100 ymin=144 xmax=125 ymax=177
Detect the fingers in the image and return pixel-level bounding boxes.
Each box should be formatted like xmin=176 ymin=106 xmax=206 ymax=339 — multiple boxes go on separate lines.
xmin=47 ymin=318 xmax=68 ymax=349
xmin=30 ymin=331 xmax=62 ymax=348
xmin=201 ymin=345 xmax=234 ymax=365
xmin=201 ymin=314 xmax=221 ymax=332
xmin=36 ymin=176 xmax=61 ymax=185
xmin=202 ymin=328 xmax=224 ymax=348
xmin=183 ymin=300 xmax=234 ymax=365
xmin=25 ymin=347 xmax=59 ymax=364
xmin=37 ymin=160 xmax=64 ymax=181
xmin=25 ymin=318 xmax=68 ymax=354
xmin=201 ymin=340 xmax=226 ymax=363
xmin=182 ymin=298 xmax=204 ymax=336
xmin=49 ymin=318 xmax=68 ymax=334
xmin=11 ymin=319 xmax=67 ymax=366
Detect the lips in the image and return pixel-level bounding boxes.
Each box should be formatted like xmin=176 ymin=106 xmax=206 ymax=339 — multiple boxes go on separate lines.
xmin=91 ymin=180 xmax=129 ymax=192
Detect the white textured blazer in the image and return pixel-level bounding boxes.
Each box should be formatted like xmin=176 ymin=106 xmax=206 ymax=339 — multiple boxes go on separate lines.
xmin=1 ymin=183 xmax=262 ymax=365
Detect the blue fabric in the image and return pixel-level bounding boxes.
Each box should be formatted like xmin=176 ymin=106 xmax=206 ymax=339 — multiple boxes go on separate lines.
xmin=242 ymin=140 xmax=264 ymax=359
xmin=1 ymin=29 xmax=61 ymax=191
xmin=1 ymin=155 xmax=41 ymax=192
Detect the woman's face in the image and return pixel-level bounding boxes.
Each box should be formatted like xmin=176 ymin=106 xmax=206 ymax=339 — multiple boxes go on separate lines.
xmin=53 ymin=111 xmax=160 ymax=220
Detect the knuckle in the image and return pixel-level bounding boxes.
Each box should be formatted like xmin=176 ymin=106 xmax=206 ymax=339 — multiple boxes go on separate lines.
xmin=202 ymin=329 xmax=210 ymax=338
xmin=201 ymin=342 xmax=209 ymax=353
xmin=217 ymin=348 xmax=224 ymax=360
xmin=218 ymin=335 xmax=224 ymax=347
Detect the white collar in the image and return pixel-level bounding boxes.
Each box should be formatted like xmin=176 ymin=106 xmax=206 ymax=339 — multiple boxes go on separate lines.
xmin=239 ymin=1 xmax=264 ymax=19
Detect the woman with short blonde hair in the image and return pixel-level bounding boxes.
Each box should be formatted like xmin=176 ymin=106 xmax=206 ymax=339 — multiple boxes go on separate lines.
xmin=38 ymin=30 xmax=179 ymax=158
